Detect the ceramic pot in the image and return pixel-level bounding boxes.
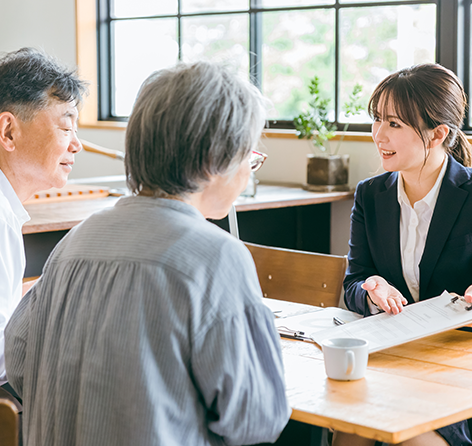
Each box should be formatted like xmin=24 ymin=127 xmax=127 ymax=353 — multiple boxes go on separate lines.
xmin=240 ymin=172 xmax=258 ymax=197
xmin=305 ymin=154 xmax=350 ymax=192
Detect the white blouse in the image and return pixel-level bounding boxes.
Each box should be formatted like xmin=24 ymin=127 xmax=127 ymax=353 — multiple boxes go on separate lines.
xmin=397 ymin=156 xmax=448 ymax=301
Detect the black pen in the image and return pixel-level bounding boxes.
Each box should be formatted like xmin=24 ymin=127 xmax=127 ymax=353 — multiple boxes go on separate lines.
xmin=279 ymin=332 xmax=307 ymax=341
xmin=278 ymin=328 xmax=311 ymax=341
xmin=333 ymin=316 xmax=346 ymax=326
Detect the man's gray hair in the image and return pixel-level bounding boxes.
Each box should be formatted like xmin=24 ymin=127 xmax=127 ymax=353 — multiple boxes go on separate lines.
xmin=0 ymin=47 xmax=87 ymax=121
xmin=125 ymin=61 xmax=267 ymax=196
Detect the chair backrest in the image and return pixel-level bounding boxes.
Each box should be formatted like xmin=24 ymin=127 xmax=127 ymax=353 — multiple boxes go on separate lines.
xmin=245 ymin=242 xmax=348 ymax=307
xmin=0 ymin=399 xmax=19 ymax=446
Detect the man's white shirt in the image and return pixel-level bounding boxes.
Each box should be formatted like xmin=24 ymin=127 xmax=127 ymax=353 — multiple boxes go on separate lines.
xmin=0 ymin=169 xmax=30 ymax=384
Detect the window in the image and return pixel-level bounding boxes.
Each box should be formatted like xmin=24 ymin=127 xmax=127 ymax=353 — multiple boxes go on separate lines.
xmin=92 ymin=0 xmax=463 ymax=130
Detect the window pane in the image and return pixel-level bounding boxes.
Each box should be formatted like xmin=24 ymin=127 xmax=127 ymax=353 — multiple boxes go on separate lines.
xmin=339 ymin=4 xmax=436 ymax=123
xmin=112 ymin=19 xmax=178 ymax=116
xmin=181 ymin=14 xmax=249 ymax=77
xmin=112 ymin=0 xmax=177 ymax=18
xmin=182 ymin=0 xmax=248 ymax=14
xmin=262 ymin=9 xmax=335 ymax=121
xmin=261 ymin=0 xmax=334 ymax=7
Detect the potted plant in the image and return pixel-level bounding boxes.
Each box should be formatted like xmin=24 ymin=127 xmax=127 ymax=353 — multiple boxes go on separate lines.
xmin=294 ymin=76 xmax=363 ymax=192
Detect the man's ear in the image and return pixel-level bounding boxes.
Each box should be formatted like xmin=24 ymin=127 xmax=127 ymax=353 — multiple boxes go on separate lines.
xmin=0 ymin=112 xmax=19 ymax=152
xmin=429 ymin=124 xmax=449 ymax=149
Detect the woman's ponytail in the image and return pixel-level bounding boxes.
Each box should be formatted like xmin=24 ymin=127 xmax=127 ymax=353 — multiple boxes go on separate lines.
xmin=448 ymin=129 xmax=472 ymax=167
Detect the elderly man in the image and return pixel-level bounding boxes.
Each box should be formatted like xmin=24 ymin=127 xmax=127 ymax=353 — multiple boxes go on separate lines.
xmin=0 ymin=47 xmax=86 ymax=398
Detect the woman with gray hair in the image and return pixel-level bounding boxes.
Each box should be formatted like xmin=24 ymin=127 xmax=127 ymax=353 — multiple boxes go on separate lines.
xmin=4 ymin=61 xmax=290 ymax=446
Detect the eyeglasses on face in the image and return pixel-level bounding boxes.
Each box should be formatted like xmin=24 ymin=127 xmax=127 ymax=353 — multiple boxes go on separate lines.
xmin=249 ymin=150 xmax=268 ymax=172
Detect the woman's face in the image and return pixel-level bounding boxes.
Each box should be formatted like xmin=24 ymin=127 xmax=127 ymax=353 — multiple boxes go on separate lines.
xmin=198 ymin=153 xmax=252 ymax=220
xmin=372 ymin=95 xmax=430 ymax=175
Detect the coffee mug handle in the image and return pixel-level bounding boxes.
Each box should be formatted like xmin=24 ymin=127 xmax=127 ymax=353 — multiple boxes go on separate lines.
xmin=345 ymin=350 xmax=355 ymax=375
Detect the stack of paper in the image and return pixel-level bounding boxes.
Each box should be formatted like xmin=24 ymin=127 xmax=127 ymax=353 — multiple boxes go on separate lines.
xmin=262 ymin=297 xmax=322 ymax=319
xmin=275 ymin=307 xmax=362 ymax=336
xmin=311 ymin=291 xmax=472 ymax=353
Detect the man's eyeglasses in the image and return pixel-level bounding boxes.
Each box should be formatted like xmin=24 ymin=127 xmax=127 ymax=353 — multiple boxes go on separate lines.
xmin=249 ymin=150 xmax=268 ymax=172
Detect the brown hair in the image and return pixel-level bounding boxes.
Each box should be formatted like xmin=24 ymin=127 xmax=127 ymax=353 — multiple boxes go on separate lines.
xmin=368 ymin=63 xmax=472 ymax=167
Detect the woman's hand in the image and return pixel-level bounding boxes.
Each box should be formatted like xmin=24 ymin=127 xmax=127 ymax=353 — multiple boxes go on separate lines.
xmin=465 ymin=285 xmax=472 ymax=303
xmin=361 ymin=276 xmax=408 ymax=315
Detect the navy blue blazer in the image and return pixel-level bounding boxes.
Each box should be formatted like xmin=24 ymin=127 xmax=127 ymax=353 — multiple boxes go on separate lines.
xmin=344 ymin=155 xmax=472 ymax=316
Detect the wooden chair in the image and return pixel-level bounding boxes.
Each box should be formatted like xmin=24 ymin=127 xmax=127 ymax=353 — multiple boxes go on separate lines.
xmin=0 ymin=399 xmax=19 ymax=446
xmin=245 ymin=242 xmax=348 ymax=307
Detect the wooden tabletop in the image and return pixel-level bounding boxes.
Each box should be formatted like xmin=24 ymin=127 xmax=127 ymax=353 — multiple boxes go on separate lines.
xmin=283 ymin=329 xmax=472 ymax=444
xmin=22 ymin=184 xmax=354 ymax=234
xmin=23 ymin=196 xmax=121 ymax=234
xmin=234 ymin=184 xmax=354 ymax=212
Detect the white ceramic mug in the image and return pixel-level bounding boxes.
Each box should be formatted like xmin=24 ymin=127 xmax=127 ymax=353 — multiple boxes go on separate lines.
xmin=321 ymin=338 xmax=369 ymax=381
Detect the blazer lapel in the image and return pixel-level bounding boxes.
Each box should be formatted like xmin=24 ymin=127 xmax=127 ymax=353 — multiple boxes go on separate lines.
xmin=374 ymin=173 xmax=413 ymax=302
xmin=419 ymin=157 xmax=469 ymax=298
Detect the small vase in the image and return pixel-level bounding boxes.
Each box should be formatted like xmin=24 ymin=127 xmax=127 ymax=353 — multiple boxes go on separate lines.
xmin=240 ymin=172 xmax=258 ymax=197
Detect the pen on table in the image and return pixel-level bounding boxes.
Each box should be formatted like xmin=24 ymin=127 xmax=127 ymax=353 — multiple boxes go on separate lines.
xmin=277 ymin=328 xmax=311 ymax=341
xmin=333 ymin=316 xmax=346 ymax=326
xmin=279 ymin=332 xmax=307 ymax=341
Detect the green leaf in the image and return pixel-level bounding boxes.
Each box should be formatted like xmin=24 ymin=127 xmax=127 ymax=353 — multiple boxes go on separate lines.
xmin=343 ymin=83 xmax=363 ymax=118
xmin=294 ymin=75 xmax=364 ymax=155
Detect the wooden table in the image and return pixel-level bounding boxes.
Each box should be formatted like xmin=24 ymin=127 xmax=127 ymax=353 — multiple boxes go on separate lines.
xmin=234 ymin=184 xmax=353 ymax=212
xmin=21 ymin=185 xmax=354 ymax=277
xmin=23 ymin=184 xmax=353 ymax=234
xmin=23 ymin=196 xmax=120 ymax=234
xmin=282 ymin=330 xmax=472 ymax=444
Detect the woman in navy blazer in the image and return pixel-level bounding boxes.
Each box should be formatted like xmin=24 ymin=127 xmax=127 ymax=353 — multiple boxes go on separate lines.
xmin=339 ymin=64 xmax=472 ymax=446
xmin=344 ymin=154 xmax=472 ymax=316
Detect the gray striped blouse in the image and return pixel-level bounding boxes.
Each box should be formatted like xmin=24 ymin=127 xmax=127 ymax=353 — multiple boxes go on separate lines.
xmin=5 ymin=196 xmax=290 ymax=446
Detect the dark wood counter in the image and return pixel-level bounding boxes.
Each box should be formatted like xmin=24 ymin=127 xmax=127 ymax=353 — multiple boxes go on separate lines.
xmin=233 ymin=185 xmax=353 ymax=212
xmin=22 ymin=184 xmax=354 ymax=277
xmin=23 ymin=185 xmax=354 ymax=234
xmin=23 ymin=196 xmax=120 ymax=234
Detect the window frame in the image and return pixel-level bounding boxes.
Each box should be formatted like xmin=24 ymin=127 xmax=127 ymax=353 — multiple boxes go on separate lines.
xmin=78 ymin=0 xmax=467 ymax=132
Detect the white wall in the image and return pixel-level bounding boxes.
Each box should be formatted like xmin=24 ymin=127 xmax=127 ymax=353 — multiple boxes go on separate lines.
xmin=0 ymin=0 xmax=128 ymax=180
xmin=0 ymin=0 xmax=77 ymax=66
xmin=256 ymin=137 xmax=382 ymax=255
xmin=0 ymin=0 xmax=383 ymax=254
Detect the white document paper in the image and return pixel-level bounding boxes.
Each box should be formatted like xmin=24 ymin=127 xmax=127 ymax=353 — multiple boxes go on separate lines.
xmin=262 ymin=297 xmax=323 ymax=319
xmin=311 ymin=291 xmax=472 ymax=353
xmin=275 ymin=307 xmax=362 ymax=334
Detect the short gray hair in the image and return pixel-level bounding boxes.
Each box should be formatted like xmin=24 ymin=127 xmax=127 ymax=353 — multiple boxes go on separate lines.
xmin=125 ymin=61 xmax=267 ymax=196
xmin=0 ymin=47 xmax=87 ymax=121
